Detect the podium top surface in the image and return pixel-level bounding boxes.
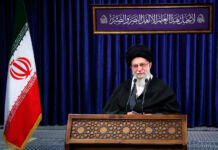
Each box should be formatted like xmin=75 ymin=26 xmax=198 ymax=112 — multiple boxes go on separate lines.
xmin=67 ymin=114 xmax=186 ymax=119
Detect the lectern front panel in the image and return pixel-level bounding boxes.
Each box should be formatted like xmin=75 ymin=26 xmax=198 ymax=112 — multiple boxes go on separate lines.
xmin=65 ymin=114 xmax=187 ymax=150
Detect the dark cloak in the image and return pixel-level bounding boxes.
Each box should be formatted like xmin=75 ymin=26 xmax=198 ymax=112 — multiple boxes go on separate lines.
xmin=102 ymin=77 xmax=180 ymax=114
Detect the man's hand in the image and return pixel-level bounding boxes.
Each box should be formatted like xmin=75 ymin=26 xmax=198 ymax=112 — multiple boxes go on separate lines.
xmin=127 ymin=111 xmax=153 ymax=115
xmin=127 ymin=111 xmax=139 ymax=115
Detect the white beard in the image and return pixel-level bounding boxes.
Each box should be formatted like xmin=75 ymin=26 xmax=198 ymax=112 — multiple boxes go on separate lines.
xmin=132 ymin=66 xmax=153 ymax=96
xmin=136 ymin=78 xmax=145 ymax=87
xmin=133 ymin=67 xmax=152 ymax=96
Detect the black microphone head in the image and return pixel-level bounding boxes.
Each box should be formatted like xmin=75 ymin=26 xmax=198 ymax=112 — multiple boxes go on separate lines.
xmin=133 ymin=79 xmax=137 ymax=83
xmin=145 ymin=78 xmax=148 ymax=83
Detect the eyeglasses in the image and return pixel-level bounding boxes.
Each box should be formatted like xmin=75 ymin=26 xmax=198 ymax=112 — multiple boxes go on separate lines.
xmin=131 ymin=62 xmax=149 ymax=69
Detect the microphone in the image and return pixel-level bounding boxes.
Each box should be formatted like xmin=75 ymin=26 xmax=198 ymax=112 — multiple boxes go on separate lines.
xmin=141 ymin=78 xmax=151 ymax=114
xmin=126 ymin=79 xmax=137 ymax=113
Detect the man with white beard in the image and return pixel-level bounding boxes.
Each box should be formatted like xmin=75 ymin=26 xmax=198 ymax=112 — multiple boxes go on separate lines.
xmin=103 ymin=45 xmax=180 ymax=114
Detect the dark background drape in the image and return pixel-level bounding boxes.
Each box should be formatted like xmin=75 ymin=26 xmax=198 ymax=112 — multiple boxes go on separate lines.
xmin=0 ymin=0 xmax=217 ymax=127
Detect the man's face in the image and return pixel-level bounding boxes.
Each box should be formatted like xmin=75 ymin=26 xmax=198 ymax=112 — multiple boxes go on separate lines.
xmin=131 ymin=57 xmax=152 ymax=79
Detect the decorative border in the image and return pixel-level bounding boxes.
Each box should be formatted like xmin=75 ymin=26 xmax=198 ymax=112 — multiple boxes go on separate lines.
xmin=4 ymin=72 xmax=37 ymax=133
xmin=10 ymin=23 xmax=28 ymax=58
xmin=92 ymin=4 xmax=213 ymax=34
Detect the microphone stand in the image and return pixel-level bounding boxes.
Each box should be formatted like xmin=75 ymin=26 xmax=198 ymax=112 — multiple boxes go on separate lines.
xmin=141 ymin=78 xmax=151 ymax=114
xmin=126 ymin=79 xmax=137 ymax=113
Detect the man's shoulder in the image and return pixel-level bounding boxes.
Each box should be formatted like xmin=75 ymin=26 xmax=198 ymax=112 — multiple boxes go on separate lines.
xmin=112 ymin=79 xmax=132 ymax=89
xmin=117 ymin=79 xmax=132 ymax=89
xmin=150 ymin=77 xmax=172 ymax=89
xmin=110 ymin=79 xmax=131 ymax=95
xmin=121 ymin=78 xmax=132 ymax=85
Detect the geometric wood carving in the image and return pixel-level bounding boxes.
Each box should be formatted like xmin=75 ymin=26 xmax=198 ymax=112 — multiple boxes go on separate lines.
xmin=65 ymin=114 xmax=187 ymax=150
xmin=71 ymin=119 xmax=183 ymax=140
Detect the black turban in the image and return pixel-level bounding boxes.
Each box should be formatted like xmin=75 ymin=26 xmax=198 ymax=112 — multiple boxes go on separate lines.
xmin=125 ymin=45 xmax=152 ymax=67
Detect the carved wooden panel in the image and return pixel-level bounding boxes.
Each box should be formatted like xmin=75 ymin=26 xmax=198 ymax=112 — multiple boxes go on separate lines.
xmin=65 ymin=114 xmax=187 ymax=149
xmin=70 ymin=119 xmax=183 ymax=140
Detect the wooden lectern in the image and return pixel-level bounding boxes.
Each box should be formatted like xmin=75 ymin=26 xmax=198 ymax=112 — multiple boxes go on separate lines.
xmin=65 ymin=114 xmax=187 ymax=150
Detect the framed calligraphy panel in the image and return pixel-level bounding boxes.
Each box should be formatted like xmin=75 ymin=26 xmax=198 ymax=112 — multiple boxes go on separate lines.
xmin=92 ymin=4 xmax=213 ymax=34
